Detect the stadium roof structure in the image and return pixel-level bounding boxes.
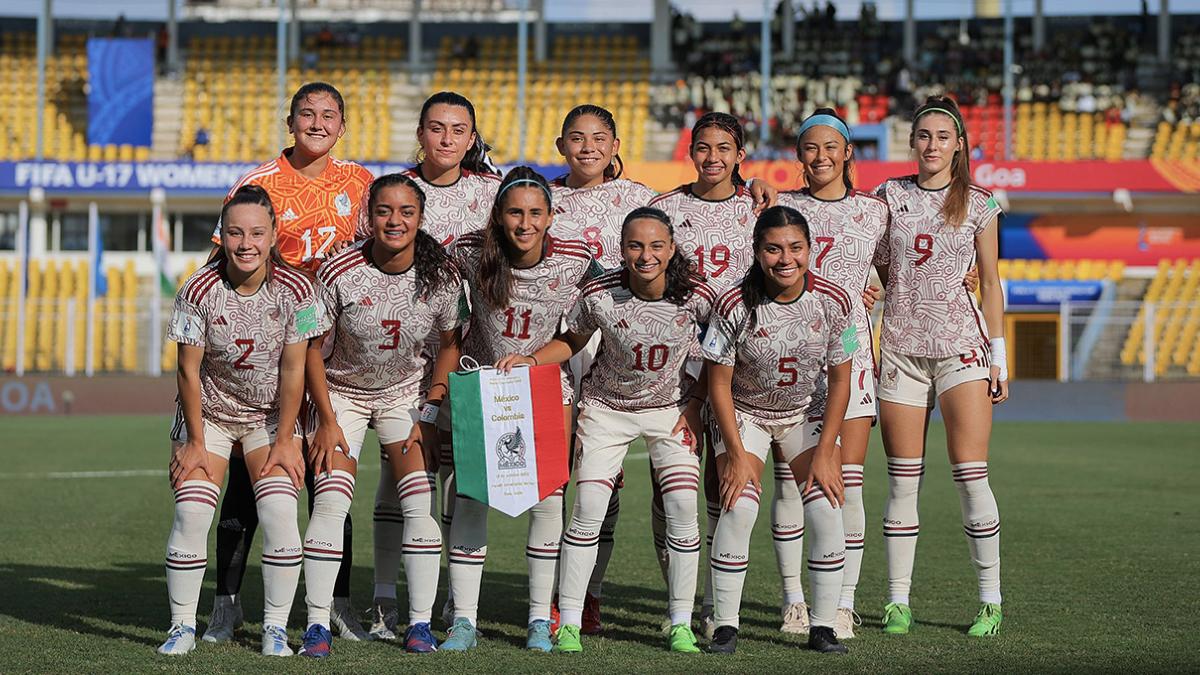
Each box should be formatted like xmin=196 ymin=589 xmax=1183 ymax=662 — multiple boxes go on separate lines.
xmin=183 ymin=0 xmax=527 ymax=24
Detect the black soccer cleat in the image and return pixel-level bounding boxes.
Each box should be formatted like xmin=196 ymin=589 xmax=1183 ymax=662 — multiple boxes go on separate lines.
xmin=707 ymin=625 xmax=738 ymax=654
xmin=808 ymin=625 xmax=848 ymax=654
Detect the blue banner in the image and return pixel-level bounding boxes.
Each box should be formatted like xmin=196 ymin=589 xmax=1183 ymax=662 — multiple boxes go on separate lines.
xmin=1005 ymin=280 xmax=1105 ymax=307
xmin=87 ymin=38 xmax=155 ymax=147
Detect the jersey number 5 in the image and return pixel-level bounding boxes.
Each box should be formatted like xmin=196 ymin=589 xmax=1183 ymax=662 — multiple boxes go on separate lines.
xmin=233 ymin=338 xmax=255 ymax=370
xmin=913 ymin=233 xmax=934 ymax=267
xmin=777 ymin=356 xmax=799 ymax=386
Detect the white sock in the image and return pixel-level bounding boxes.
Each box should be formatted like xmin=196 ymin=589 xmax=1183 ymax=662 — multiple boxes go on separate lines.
xmin=398 ymin=471 xmax=441 ymax=624
xmin=952 ymin=462 xmax=1002 ymax=605
xmin=710 ymin=485 xmax=760 ymax=629
xmin=586 ymin=482 xmax=621 ymax=598
xmin=559 ymin=477 xmax=614 ymax=628
xmin=659 ymin=464 xmax=701 ymax=626
xmin=373 ymin=452 xmax=404 ymax=601
xmin=527 ymin=488 xmax=564 ymax=623
xmin=447 ymin=496 xmax=488 ymax=625
xmin=166 ymin=480 xmax=219 ymax=627
xmin=803 ymin=484 xmax=846 ymax=628
xmin=438 ymin=444 xmax=456 ymax=606
xmin=254 ymin=476 xmax=302 ymax=628
xmin=650 ymin=484 xmax=670 ymax=585
xmin=304 ymin=470 xmax=355 ymax=629
xmin=884 ymin=457 xmax=924 ymax=606
xmin=772 ymin=460 xmax=806 ymax=606
xmin=840 ymin=464 xmax=865 ymax=610
xmin=701 ymin=498 xmax=720 ymax=612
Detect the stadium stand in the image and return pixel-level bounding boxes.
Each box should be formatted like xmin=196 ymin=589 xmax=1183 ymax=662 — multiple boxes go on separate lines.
xmin=1121 ymin=259 xmax=1200 ymax=376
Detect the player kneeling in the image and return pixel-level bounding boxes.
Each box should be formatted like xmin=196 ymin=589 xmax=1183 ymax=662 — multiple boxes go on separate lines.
xmin=702 ymin=206 xmax=853 ymax=655
xmin=159 ymin=185 xmax=329 ymax=656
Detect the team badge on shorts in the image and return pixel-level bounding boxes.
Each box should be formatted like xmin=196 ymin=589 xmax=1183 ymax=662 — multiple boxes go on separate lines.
xmin=496 ymin=428 xmax=528 ymax=469
xmin=334 ymin=191 xmax=352 ymax=216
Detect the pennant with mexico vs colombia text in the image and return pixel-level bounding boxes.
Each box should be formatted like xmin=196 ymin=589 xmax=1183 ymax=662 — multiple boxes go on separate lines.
xmin=450 ymin=364 xmax=569 ymax=517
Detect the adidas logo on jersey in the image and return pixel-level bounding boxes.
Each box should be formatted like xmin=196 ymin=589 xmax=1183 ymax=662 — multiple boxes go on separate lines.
xmin=615 ymin=319 xmax=630 ymax=329
xmin=755 ymin=327 xmax=771 ymax=338
xmin=213 ymin=315 xmax=228 ymax=325
xmin=360 ymin=296 xmax=374 ymax=306
xmin=281 ymin=208 xmax=299 ymax=221
xmin=894 ymin=203 xmax=909 ymax=214
xmin=679 ymin=219 xmax=693 ymax=229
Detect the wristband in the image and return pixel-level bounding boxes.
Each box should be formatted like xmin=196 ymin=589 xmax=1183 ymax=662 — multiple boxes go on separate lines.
xmin=419 ymin=402 xmax=441 ymax=425
xmin=989 ymin=337 xmax=1008 ymax=382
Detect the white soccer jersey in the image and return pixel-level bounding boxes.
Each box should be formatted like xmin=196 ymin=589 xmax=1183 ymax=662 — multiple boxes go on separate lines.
xmin=168 ymin=261 xmax=329 ymax=425
xmin=701 ymin=272 xmax=854 ymax=425
xmin=874 ymin=176 xmax=1003 ymax=358
xmin=777 ymin=188 xmax=889 ymax=376
xmin=316 ymin=240 xmax=466 ymax=409
xmin=648 ymin=184 xmax=757 ymax=290
xmin=549 ymin=176 xmax=657 ymax=269
xmin=403 ymin=167 xmax=502 ymax=248
xmin=568 ymin=269 xmax=716 ymax=412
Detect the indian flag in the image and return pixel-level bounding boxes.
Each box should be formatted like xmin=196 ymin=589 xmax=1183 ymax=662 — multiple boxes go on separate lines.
xmin=450 ymin=365 xmax=569 ymax=517
xmin=152 ymin=201 xmax=174 ymax=295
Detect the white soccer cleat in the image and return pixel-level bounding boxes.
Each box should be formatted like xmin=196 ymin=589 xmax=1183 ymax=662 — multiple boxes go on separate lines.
xmin=780 ymin=601 xmax=811 ymax=635
xmin=698 ymin=606 xmax=716 ymax=642
xmin=157 ymin=623 xmax=197 ymax=655
xmin=834 ymin=607 xmax=862 ymax=640
xmin=331 ymin=597 xmax=372 ymax=642
xmin=201 ymin=595 xmax=243 ymax=643
xmin=368 ymin=599 xmax=400 ymax=641
xmin=261 ymin=624 xmax=293 ymax=656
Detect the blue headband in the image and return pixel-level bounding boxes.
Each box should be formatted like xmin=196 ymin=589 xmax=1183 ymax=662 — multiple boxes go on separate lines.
xmin=497 ymin=177 xmax=552 ymax=204
xmin=797 ymin=114 xmax=851 ymax=143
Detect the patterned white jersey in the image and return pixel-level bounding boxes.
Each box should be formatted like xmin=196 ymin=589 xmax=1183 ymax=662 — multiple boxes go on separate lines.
xmin=168 ymin=261 xmax=329 ymax=425
xmin=316 ymin=240 xmax=466 ymax=409
xmin=701 ymin=272 xmax=854 ymax=425
xmin=549 ymin=176 xmax=657 ymax=269
xmin=453 ymin=231 xmax=605 ymax=398
xmin=568 ymin=269 xmax=716 ymax=412
xmin=648 ymin=184 xmax=757 ymax=291
xmin=403 ymin=167 xmax=501 ymax=248
xmin=777 ymin=188 xmax=888 ymax=376
xmin=873 ymin=176 xmax=1003 ymax=358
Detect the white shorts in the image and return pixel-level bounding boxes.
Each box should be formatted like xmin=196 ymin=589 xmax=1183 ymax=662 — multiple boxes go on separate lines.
xmin=573 ymin=404 xmax=699 ymax=482
xmin=170 ymin=406 xmax=286 ymax=460
xmin=305 ymin=391 xmax=418 ymax=461
xmin=877 ymin=347 xmax=991 ymax=408
xmin=706 ymin=404 xmax=823 ymax=465
xmin=845 ymin=365 xmax=878 ymax=420
xmin=568 ymin=332 xmax=602 ymax=401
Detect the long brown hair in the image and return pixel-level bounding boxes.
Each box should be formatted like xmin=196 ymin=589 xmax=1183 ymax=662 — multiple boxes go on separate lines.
xmin=478 ymin=166 xmax=553 ymax=308
xmin=741 ymin=205 xmax=811 ymax=318
xmin=366 ymin=173 xmax=457 ymax=299
xmin=214 ymin=184 xmax=289 ymax=283
xmin=417 ymin=91 xmax=498 ymax=176
xmin=620 ymin=206 xmax=698 ymax=306
xmin=911 ymin=95 xmax=971 ymax=227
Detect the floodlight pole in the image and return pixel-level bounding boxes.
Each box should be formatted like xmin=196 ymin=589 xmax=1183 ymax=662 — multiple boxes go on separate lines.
xmin=1003 ymin=0 xmax=1014 ymax=160
xmin=167 ymin=0 xmax=179 ymax=73
xmin=36 ymin=0 xmax=51 ymax=161
xmin=760 ymin=0 xmax=771 ymax=145
xmin=277 ymin=0 xmax=287 ymax=150
xmin=517 ymin=0 xmax=528 ymax=164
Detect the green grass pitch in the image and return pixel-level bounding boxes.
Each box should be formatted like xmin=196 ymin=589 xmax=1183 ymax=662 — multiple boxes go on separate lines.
xmin=1 ymin=416 xmax=1197 ymax=673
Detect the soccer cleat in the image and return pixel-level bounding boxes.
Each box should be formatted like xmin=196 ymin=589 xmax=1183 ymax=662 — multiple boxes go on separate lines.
xmin=549 ymin=596 xmax=561 ymax=633
xmin=526 ymin=619 xmax=553 ymax=652
xmin=698 ymin=605 xmax=716 ymax=641
xmin=834 ymin=607 xmax=862 ymax=640
xmin=298 ymin=624 xmax=332 ymax=658
xmin=201 ymin=595 xmax=242 ymax=643
xmin=157 ymin=623 xmax=196 ymax=655
xmin=668 ymin=623 xmax=701 ymax=653
xmin=808 ymin=625 xmax=848 ymax=654
xmin=440 ymin=618 xmax=479 ymax=652
xmin=367 ymin=599 xmax=399 ymax=641
xmin=331 ymin=597 xmax=371 ymax=642
xmin=404 ymin=622 xmax=439 ymax=653
xmin=780 ymin=601 xmax=811 ymax=635
xmin=660 ymin=616 xmax=673 ymax=634
xmin=581 ymin=593 xmax=603 ymax=635
xmin=967 ymin=603 xmax=1003 ymax=637
xmin=707 ymin=625 xmax=738 ymax=654
xmin=261 ymin=624 xmax=293 ymax=657
xmin=883 ymin=602 xmax=913 ymax=635
xmin=552 ymin=624 xmax=582 ymax=654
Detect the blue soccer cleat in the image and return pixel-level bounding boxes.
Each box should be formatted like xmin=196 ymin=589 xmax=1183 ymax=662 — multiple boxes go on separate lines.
xmin=404 ymin=622 xmax=439 ymax=653
xmin=299 ymin=624 xmax=332 ymax=658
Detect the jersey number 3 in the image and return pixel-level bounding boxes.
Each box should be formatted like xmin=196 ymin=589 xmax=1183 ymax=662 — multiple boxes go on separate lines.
xmin=380 ymin=320 xmax=402 ymax=350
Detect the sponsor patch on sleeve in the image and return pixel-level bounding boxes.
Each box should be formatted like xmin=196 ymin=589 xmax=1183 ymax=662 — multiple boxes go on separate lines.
xmin=840 ymin=326 xmax=860 ymax=354
xmin=295 ymin=304 xmax=318 ymax=334
xmin=170 ymin=310 xmax=203 ymax=342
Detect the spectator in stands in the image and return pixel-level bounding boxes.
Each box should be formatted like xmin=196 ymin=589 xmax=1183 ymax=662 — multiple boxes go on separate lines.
xmin=188 ymin=126 xmax=210 ymax=160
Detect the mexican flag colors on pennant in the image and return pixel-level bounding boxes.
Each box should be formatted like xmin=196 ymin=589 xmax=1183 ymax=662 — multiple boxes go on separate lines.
xmin=450 ymin=364 xmax=569 ymax=517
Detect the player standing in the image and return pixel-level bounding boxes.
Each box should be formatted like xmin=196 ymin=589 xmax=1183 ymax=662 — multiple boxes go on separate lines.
xmin=701 ymin=205 xmax=854 ymax=655
xmin=874 ymin=96 xmax=1008 ymax=638
xmin=159 ymin=185 xmax=329 ymax=656
xmin=204 ymin=82 xmax=374 ymax=645
xmin=441 ymin=167 xmax=603 ymax=653
xmin=297 ymin=174 xmax=466 ymax=657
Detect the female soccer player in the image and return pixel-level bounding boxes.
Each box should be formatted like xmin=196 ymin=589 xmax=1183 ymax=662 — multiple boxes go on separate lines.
xmin=701 ymin=205 xmax=854 ymax=656
xmin=507 ymin=207 xmax=713 ymax=654
xmin=160 ymin=185 xmax=329 ymax=657
xmin=874 ymin=96 xmax=1007 ymax=638
xmin=441 ymin=167 xmax=603 ymax=653
xmin=776 ymin=108 xmax=889 ymax=638
xmin=206 ymin=82 xmax=375 ymax=645
xmin=297 ymin=174 xmax=466 ymax=657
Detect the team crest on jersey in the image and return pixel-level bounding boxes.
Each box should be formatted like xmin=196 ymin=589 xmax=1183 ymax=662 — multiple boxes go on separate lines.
xmin=549 ymin=278 xmax=561 ymax=291
xmin=267 ymin=307 xmax=281 ymax=321
xmin=811 ymin=317 xmax=823 ymax=332
xmin=334 ymin=191 xmax=352 ymax=217
xmin=495 ymin=428 xmax=527 ymax=469
xmin=886 ymin=367 xmax=898 ymax=384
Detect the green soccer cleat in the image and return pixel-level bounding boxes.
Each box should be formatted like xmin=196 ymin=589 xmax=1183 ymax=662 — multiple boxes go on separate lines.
xmin=668 ymin=624 xmax=701 ymax=653
xmin=552 ymin=624 xmax=582 ymax=654
xmin=882 ymin=602 xmax=913 ymax=635
xmin=967 ymin=603 xmax=1002 ymax=637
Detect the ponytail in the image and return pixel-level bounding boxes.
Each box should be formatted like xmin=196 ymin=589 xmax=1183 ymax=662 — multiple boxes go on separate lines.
xmin=418 ymin=91 xmax=500 ymax=177
xmin=912 ymin=96 xmax=971 ymax=227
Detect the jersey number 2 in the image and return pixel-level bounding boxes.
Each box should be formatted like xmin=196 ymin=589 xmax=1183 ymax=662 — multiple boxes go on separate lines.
xmin=233 ymin=339 xmax=255 ymax=370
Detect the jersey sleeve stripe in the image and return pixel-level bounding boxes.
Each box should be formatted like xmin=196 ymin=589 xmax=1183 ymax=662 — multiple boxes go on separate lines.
xmin=716 ymin=287 xmax=744 ymax=317
xmin=811 ymin=276 xmax=852 ymax=315
xmin=318 ymin=245 xmax=366 ymax=285
xmin=320 ymin=253 xmax=367 ymax=287
xmin=690 ymin=280 xmax=717 ymax=303
xmin=186 ymin=268 xmax=222 ymax=305
xmin=273 ymin=266 xmax=308 ymax=302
